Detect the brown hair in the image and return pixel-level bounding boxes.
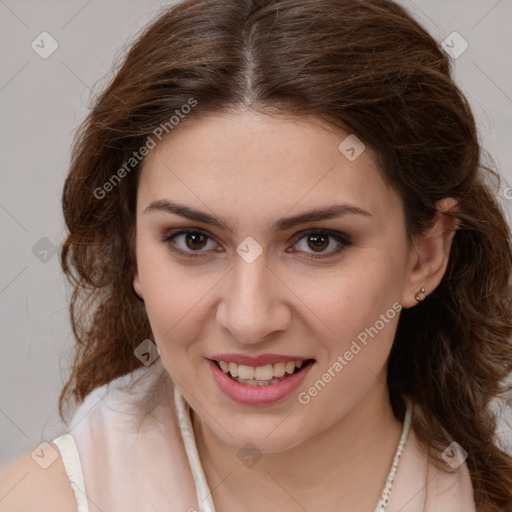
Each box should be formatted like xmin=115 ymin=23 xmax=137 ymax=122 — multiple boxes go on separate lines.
xmin=58 ymin=0 xmax=512 ymax=509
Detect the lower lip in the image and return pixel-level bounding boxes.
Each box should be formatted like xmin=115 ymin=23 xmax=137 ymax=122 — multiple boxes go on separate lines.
xmin=208 ymin=359 xmax=314 ymax=405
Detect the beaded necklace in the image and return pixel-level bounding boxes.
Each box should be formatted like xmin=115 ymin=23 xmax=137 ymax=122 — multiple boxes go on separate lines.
xmin=175 ymin=386 xmax=412 ymax=512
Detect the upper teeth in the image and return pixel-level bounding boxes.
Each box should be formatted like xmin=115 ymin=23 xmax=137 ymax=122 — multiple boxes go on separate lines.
xmin=218 ymin=360 xmax=304 ymax=380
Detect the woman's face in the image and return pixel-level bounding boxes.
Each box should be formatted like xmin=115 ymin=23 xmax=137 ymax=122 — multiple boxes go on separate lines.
xmin=133 ymin=110 xmax=414 ymax=452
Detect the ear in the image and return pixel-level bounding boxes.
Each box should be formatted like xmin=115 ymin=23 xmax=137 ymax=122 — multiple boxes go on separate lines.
xmin=133 ymin=269 xmax=144 ymax=300
xmin=401 ymin=197 xmax=460 ymax=309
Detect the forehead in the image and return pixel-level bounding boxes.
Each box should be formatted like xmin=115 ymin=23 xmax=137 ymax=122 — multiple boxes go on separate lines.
xmin=137 ymin=110 xmax=403 ymax=228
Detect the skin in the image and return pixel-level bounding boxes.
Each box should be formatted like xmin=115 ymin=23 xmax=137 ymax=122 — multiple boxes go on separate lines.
xmin=133 ymin=109 xmax=458 ymax=511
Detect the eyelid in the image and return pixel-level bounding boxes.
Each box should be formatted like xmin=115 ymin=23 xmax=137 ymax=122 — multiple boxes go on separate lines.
xmin=290 ymin=227 xmax=352 ymax=245
xmin=161 ymin=227 xmax=353 ymax=259
xmin=288 ymin=228 xmax=353 ymax=258
xmin=160 ymin=228 xmax=220 ymax=258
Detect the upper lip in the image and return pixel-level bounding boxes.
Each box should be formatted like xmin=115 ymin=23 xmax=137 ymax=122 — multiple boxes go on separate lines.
xmin=209 ymin=353 xmax=313 ymax=367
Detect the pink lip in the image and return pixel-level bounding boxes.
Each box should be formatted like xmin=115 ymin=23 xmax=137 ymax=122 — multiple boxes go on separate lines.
xmin=208 ymin=359 xmax=314 ymax=406
xmin=209 ymin=353 xmax=311 ymax=366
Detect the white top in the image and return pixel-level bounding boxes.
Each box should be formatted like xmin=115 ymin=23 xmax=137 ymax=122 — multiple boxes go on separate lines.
xmin=51 ymin=361 xmax=476 ymax=512
xmin=51 ymin=434 xmax=88 ymax=511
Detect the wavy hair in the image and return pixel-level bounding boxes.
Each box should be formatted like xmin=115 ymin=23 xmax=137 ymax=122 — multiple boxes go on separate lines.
xmin=58 ymin=0 xmax=512 ymax=509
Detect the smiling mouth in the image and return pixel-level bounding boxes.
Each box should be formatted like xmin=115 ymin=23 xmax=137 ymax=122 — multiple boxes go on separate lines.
xmin=214 ymin=359 xmax=315 ymax=386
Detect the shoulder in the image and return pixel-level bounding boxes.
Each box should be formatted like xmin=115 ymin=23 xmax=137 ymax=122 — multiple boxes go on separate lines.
xmin=0 ymin=443 xmax=77 ymax=512
xmin=389 ymin=417 xmax=476 ymax=512
xmin=424 ymin=445 xmax=476 ymax=512
xmin=68 ymin=363 xmax=168 ymax=425
xmin=0 ymin=365 xmax=175 ymax=512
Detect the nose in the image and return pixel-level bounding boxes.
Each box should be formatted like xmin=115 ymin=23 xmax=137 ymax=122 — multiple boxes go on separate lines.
xmin=216 ymin=254 xmax=292 ymax=345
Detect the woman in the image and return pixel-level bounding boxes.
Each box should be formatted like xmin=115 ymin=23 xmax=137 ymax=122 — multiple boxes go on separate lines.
xmin=2 ymin=0 xmax=512 ymax=510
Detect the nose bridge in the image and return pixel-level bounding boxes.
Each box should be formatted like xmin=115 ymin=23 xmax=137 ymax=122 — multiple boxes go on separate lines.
xmin=217 ymin=253 xmax=290 ymax=344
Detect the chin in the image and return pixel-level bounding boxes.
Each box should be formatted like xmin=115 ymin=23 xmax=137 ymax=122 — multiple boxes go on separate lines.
xmin=213 ymin=419 xmax=309 ymax=454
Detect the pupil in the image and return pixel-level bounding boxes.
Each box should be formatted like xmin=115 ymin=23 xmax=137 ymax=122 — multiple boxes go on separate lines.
xmin=308 ymin=233 xmax=328 ymax=252
xmin=186 ymin=232 xmax=207 ymax=250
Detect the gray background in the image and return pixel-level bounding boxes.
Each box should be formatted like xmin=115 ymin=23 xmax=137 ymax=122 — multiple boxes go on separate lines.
xmin=1 ymin=0 xmax=511 ymax=466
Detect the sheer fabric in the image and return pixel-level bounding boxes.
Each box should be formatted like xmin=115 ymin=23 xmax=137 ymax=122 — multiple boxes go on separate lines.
xmin=52 ymin=361 xmax=476 ymax=511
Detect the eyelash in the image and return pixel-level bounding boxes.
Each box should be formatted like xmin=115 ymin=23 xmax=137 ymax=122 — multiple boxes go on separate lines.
xmin=160 ymin=228 xmax=353 ymax=260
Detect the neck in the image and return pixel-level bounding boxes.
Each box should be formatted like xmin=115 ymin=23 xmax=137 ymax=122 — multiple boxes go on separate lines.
xmin=191 ymin=371 xmax=404 ymax=512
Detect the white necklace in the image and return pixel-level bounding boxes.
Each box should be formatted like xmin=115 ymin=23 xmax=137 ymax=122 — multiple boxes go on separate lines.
xmin=175 ymin=386 xmax=412 ymax=512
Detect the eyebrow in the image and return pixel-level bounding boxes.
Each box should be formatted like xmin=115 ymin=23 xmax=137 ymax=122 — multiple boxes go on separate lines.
xmin=143 ymin=199 xmax=372 ymax=232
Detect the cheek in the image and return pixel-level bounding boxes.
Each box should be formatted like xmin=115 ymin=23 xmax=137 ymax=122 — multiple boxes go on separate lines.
xmin=136 ymin=222 xmax=406 ymax=358
xmin=296 ymin=253 xmax=403 ymax=349
xmin=135 ymin=240 xmax=201 ymax=343
xmin=296 ymin=258 xmax=404 ymax=418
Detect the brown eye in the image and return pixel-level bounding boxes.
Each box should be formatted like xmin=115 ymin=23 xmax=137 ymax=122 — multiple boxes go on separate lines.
xmin=291 ymin=229 xmax=353 ymax=259
xmin=184 ymin=232 xmax=208 ymax=250
xmin=306 ymin=232 xmax=330 ymax=252
xmin=162 ymin=229 xmax=220 ymax=258
xmin=161 ymin=228 xmax=352 ymax=260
